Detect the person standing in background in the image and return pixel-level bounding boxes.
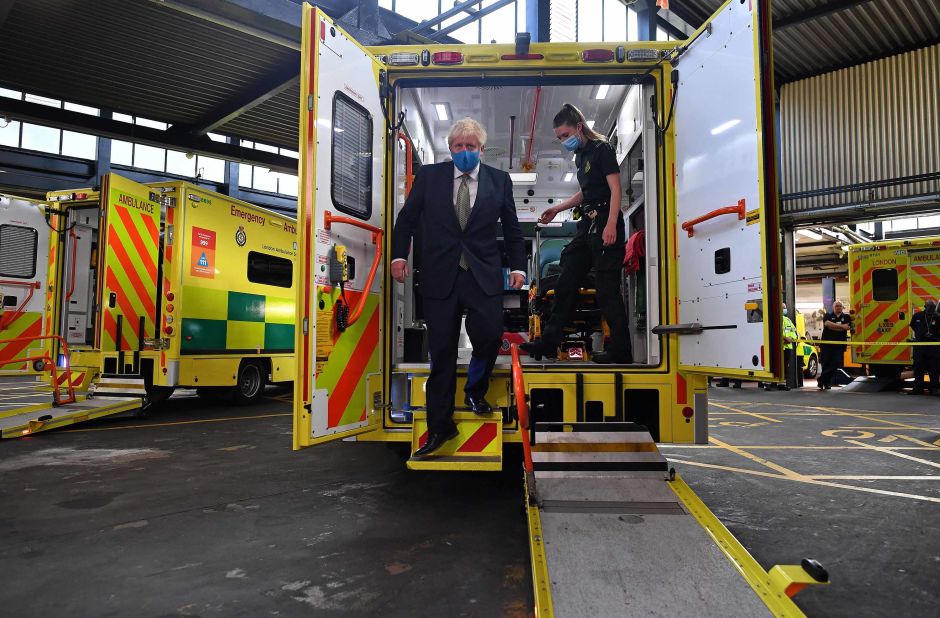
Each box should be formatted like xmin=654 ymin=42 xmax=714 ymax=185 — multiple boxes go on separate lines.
xmin=817 ymin=300 xmax=852 ymax=390
xmin=908 ymin=299 xmax=940 ymax=395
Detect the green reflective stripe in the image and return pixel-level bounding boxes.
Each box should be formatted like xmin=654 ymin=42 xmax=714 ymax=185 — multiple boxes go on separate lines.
xmin=228 ymin=291 xmax=265 ymax=322
xmin=182 ymin=286 xmax=227 ymax=320
xmin=264 ymin=323 xmax=294 ymax=350
xmin=181 ymin=318 xmax=227 ymax=351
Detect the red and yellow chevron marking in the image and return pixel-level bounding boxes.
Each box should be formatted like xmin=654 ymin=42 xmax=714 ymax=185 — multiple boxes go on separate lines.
xmin=853 ymin=259 xmax=909 ymax=364
xmin=100 ymin=178 xmax=160 ymax=352
xmin=0 ymin=311 xmax=43 ymax=370
xmin=910 ymin=260 xmax=940 ymax=308
xmin=314 ymin=286 xmax=381 ymax=431
xmin=416 ymin=422 xmax=500 ymax=454
xmin=56 ymin=370 xmax=87 ymax=388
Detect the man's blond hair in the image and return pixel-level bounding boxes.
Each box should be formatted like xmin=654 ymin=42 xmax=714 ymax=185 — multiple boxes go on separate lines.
xmin=447 ymin=117 xmax=487 ymax=147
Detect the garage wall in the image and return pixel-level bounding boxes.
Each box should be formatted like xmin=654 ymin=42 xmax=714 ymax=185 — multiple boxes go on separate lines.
xmin=779 ymin=44 xmax=940 ymax=213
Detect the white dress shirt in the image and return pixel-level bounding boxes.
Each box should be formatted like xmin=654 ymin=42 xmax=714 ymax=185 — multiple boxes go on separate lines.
xmin=393 ymin=161 xmax=525 ymax=279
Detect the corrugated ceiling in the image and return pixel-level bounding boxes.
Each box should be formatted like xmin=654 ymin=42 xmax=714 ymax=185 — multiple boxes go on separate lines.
xmin=669 ymin=0 xmax=940 ymax=84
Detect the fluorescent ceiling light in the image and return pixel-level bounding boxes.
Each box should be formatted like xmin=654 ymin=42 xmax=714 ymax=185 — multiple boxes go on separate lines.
xmin=710 ymin=119 xmax=740 ymax=135
xmin=586 ymin=120 xmax=596 ymax=129
xmin=797 ymin=229 xmax=823 ymax=241
xmin=593 ymin=84 xmax=610 ymax=100
xmin=434 ymin=103 xmax=449 ymax=121
xmin=564 ymin=172 xmax=574 ymax=182
xmin=510 ymin=172 xmax=537 ymax=185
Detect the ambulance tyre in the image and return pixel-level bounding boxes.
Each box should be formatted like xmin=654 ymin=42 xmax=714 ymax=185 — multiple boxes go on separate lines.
xmin=231 ymin=360 xmax=267 ymax=405
xmin=871 ymin=364 xmax=901 ymax=380
xmin=139 ymin=386 xmax=174 ymax=416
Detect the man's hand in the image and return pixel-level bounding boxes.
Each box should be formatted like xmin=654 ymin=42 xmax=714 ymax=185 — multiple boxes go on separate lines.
xmin=509 ymin=273 xmax=525 ymax=289
xmin=602 ymin=222 xmax=617 ymax=246
xmin=538 ymin=206 xmax=559 ymax=225
xmin=391 ymin=260 xmax=409 ymax=283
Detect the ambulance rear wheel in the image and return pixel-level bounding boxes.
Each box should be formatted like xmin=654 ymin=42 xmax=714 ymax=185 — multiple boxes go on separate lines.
xmin=231 ymin=361 xmax=266 ymax=405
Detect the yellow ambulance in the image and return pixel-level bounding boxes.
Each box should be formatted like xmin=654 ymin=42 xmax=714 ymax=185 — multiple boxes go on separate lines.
xmin=847 ymin=236 xmax=940 ymax=377
xmin=47 ymin=174 xmax=297 ymax=407
xmin=291 ymin=0 xmax=784 ymax=468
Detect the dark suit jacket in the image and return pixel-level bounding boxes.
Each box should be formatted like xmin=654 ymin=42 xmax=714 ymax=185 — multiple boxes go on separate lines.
xmin=391 ymin=161 xmax=526 ymax=299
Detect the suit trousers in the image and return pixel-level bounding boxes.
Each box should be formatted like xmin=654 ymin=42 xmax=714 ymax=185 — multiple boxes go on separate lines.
xmin=423 ymin=269 xmax=503 ymax=435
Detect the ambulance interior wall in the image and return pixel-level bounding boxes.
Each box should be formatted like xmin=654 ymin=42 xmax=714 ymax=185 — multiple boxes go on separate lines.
xmin=390 ymin=83 xmax=660 ymax=367
xmin=63 ymin=206 xmax=99 ymax=347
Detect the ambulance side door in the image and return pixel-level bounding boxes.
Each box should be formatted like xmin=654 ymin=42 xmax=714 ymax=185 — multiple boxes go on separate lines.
xmin=294 ymin=6 xmax=386 ymax=448
xmin=97 ymin=174 xmax=162 ymax=361
xmin=669 ymin=0 xmax=781 ymax=380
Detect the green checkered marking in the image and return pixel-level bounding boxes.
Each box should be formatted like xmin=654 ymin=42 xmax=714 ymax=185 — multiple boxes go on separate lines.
xmin=181 ymin=286 xmax=294 ymax=352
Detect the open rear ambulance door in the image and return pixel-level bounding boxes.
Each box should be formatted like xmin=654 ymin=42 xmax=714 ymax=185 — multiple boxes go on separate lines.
xmin=669 ymin=0 xmax=781 ymax=381
xmin=96 ymin=174 xmax=161 ymax=374
xmin=294 ymin=6 xmax=386 ymax=448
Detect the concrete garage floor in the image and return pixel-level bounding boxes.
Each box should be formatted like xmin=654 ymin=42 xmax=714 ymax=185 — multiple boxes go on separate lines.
xmin=0 ymin=384 xmax=938 ymax=617
xmin=662 ymin=383 xmax=940 ymax=618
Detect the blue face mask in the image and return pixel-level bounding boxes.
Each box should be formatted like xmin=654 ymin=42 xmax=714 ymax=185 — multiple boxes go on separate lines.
xmin=452 ymin=149 xmax=480 ymax=172
xmin=562 ymin=135 xmax=581 ymax=151
xmin=783 ymin=308 xmax=788 ymax=316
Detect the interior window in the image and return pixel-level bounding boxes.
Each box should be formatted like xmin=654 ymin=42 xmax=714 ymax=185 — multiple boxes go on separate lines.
xmin=0 ymin=224 xmax=38 ymax=279
xmin=871 ymin=268 xmax=899 ymax=302
xmin=247 ymin=251 xmax=293 ymax=288
xmin=331 ymin=92 xmax=373 ymax=219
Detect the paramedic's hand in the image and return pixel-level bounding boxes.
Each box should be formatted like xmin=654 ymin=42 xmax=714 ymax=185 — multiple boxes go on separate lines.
xmin=391 ymin=260 xmax=409 ymax=283
xmin=602 ymin=222 xmax=617 ymax=246
xmin=538 ymin=206 xmax=559 ymax=224
xmin=509 ymin=273 xmax=525 ymax=289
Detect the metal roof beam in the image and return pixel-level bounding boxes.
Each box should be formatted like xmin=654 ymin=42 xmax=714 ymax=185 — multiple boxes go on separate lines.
xmin=432 ymin=0 xmax=515 ymax=39
xmin=170 ymin=65 xmax=299 ymax=136
xmin=775 ymin=0 xmax=876 ymax=30
xmin=147 ymin=0 xmax=302 ymax=49
xmin=0 ymin=98 xmax=297 ymax=175
xmin=411 ymin=0 xmax=485 ymax=35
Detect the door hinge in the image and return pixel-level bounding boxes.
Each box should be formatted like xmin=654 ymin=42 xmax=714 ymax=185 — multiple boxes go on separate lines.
xmin=307 ymin=95 xmax=315 ymax=111
xmin=303 ymin=317 xmax=309 ymax=335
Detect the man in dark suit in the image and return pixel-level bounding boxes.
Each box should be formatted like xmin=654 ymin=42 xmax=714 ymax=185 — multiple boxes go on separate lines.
xmin=391 ymin=118 xmax=526 ymax=458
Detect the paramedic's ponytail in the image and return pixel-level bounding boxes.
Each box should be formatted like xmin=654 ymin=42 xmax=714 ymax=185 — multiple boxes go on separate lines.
xmin=553 ymin=103 xmax=605 ymax=141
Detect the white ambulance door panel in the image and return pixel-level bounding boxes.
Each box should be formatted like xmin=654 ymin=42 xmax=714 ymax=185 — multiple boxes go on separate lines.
xmin=0 ymin=194 xmax=50 ymax=370
xmin=294 ymin=6 xmax=386 ymax=448
xmin=670 ymin=0 xmax=781 ymax=380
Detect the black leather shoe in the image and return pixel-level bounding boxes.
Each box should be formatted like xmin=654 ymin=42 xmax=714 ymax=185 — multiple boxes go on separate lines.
xmin=591 ymin=351 xmax=632 ymax=364
xmin=519 ymin=340 xmax=557 ymax=360
xmin=413 ymin=426 xmax=459 ymax=458
xmin=464 ymin=394 xmax=493 ymax=416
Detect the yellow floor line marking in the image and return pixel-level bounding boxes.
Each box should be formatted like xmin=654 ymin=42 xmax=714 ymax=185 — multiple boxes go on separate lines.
xmin=817 ymin=407 xmax=931 ymax=431
xmin=710 ymin=402 xmax=782 ymax=423
xmin=708 ymin=437 xmax=802 ymax=478
xmin=61 ymin=413 xmax=292 ymax=433
xmin=895 ymin=434 xmax=940 ymax=448
xmin=844 ymin=439 xmax=940 ymax=469
xmin=807 ymin=475 xmax=940 ymax=480
xmin=714 ymin=411 xmax=929 ymax=417
xmin=730 ymin=401 xmax=934 ymax=416
xmin=673 ymin=460 xmax=940 ymax=503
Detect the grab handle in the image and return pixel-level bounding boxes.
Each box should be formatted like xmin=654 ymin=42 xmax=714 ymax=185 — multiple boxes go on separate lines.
xmin=681 ymin=199 xmax=746 ymax=238
xmin=323 ymin=211 xmax=384 ymax=328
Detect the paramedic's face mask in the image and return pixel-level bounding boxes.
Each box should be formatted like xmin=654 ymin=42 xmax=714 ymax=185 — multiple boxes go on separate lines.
xmin=450 ymin=134 xmax=482 ymax=172
xmin=555 ymin=123 xmax=583 ymax=151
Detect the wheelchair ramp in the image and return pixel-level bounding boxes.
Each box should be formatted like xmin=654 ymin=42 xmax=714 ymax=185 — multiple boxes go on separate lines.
xmin=524 ymin=424 xmax=823 ymax=616
xmin=0 ymin=375 xmax=142 ymax=438
xmin=407 ymin=411 xmax=503 ymax=471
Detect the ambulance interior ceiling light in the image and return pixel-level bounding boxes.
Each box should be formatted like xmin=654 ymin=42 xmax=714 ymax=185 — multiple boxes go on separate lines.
xmin=710 ymin=119 xmax=740 ymax=135
xmin=510 ymin=172 xmax=537 ymax=185
xmin=434 ymin=103 xmax=450 ymax=122
xmin=593 ymin=84 xmax=611 ymax=100
xmin=586 ymin=120 xmax=596 ymax=129
xmin=564 ymin=172 xmax=574 ymax=182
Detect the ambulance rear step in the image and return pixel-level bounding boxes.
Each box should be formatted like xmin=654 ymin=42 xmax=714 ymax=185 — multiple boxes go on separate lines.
xmin=92 ymin=376 xmax=148 ymax=398
xmin=406 ymin=411 xmax=503 ymax=471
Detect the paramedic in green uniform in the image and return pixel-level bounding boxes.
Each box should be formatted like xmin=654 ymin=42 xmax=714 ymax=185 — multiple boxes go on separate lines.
xmin=765 ymin=302 xmax=798 ymax=390
xmin=521 ymin=104 xmax=632 ymax=364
